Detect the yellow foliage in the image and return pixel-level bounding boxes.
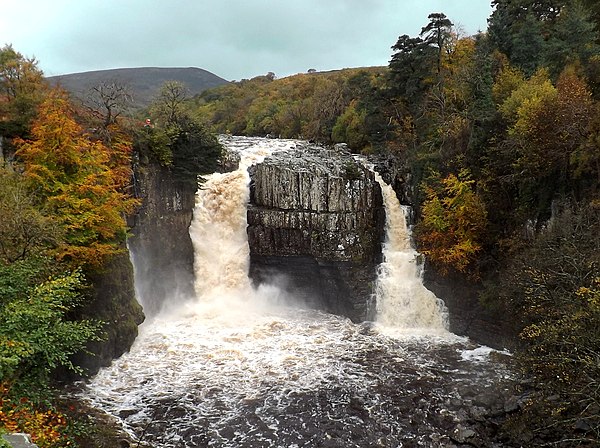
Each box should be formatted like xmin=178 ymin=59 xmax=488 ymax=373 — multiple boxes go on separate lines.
xmin=499 ymin=68 xmax=557 ymax=132
xmin=416 ymin=170 xmax=487 ymax=275
xmin=0 ymin=384 xmax=71 ymax=448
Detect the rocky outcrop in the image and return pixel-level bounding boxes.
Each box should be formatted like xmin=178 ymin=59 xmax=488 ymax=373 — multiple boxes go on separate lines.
xmin=423 ymin=270 xmax=517 ymax=350
xmin=73 ymin=250 xmax=145 ymax=376
xmin=247 ymin=144 xmax=385 ymax=321
xmin=127 ymin=163 xmax=198 ymax=316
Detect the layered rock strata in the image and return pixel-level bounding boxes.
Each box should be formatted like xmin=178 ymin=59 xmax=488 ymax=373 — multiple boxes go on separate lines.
xmin=247 ymin=145 xmax=385 ymax=321
xmin=127 ymin=164 xmax=198 ymax=316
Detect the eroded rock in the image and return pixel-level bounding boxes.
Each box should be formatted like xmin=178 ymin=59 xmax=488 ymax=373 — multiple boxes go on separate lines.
xmin=248 ymin=144 xmax=385 ymax=321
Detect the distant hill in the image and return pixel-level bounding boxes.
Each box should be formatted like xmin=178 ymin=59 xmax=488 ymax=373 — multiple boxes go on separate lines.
xmin=48 ymin=67 xmax=230 ymax=108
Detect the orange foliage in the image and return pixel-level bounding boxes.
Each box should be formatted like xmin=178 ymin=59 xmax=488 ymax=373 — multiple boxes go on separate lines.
xmin=14 ymin=90 xmax=138 ymax=267
xmin=416 ymin=171 xmax=487 ymax=275
xmin=0 ymin=384 xmax=72 ymax=447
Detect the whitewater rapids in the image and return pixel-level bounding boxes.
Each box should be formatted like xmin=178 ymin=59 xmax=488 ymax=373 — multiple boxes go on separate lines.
xmin=81 ymin=136 xmax=513 ymax=448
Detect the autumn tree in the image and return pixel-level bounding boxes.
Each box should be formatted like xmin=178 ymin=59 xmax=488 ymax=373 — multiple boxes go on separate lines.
xmin=15 ymin=90 xmax=138 ymax=267
xmin=415 ymin=170 xmax=487 ymax=274
xmin=0 ymin=44 xmax=47 ymax=139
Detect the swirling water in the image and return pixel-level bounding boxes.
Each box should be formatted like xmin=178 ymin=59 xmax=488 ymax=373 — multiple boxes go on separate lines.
xmin=82 ymin=137 xmax=512 ymax=447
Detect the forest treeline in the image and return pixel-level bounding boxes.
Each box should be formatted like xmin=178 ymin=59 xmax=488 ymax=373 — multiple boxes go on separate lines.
xmin=0 ymin=45 xmax=222 ymax=445
xmin=192 ymin=1 xmax=600 ymax=444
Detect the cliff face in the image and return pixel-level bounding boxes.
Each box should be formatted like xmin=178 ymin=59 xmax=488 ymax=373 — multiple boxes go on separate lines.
xmin=73 ymin=251 xmax=145 ymax=375
xmin=127 ymin=163 xmax=197 ymax=316
xmin=247 ymin=145 xmax=385 ymax=321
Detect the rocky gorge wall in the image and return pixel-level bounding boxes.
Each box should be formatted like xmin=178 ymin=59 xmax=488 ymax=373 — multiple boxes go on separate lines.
xmin=127 ymin=163 xmax=197 ymax=316
xmin=247 ymin=144 xmax=385 ymax=321
xmin=125 ymin=140 xmax=514 ymax=349
xmin=73 ymin=251 xmax=145 ymax=375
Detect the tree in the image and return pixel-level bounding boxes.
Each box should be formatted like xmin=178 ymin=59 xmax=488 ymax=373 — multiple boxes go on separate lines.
xmin=495 ymin=203 xmax=600 ymax=444
xmin=0 ymin=257 xmax=101 ymax=383
xmin=420 ymin=13 xmax=454 ymax=77
xmin=141 ymin=81 xmax=224 ymax=183
xmin=0 ymin=170 xmax=61 ymax=263
xmin=415 ymin=170 xmax=487 ymax=274
xmin=85 ymin=81 xmax=134 ymax=132
xmin=488 ymin=0 xmax=564 ymax=76
xmin=388 ymin=35 xmax=436 ymax=113
xmin=332 ymin=100 xmax=369 ymax=150
xmin=169 ymin=116 xmax=223 ymax=183
xmin=150 ymin=80 xmax=190 ymax=126
xmin=14 ymin=90 xmax=138 ymax=267
xmin=543 ymin=1 xmax=600 ymax=78
xmin=0 ymin=45 xmax=47 ymax=138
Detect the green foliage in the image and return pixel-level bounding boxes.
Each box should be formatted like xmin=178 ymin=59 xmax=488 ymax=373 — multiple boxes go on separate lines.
xmin=0 ymin=257 xmax=102 ymax=383
xmin=0 ymin=170 xmax=61 ymax=263
xmin=332 ymin=100 xmax=368 ymax=150
xmin=543 ymin=1 xmax=600 ymax=78
xmin=169 ymin=117 xmax=223 ymax=183
xmin=194 ymin=68 xmax=388 ymax=152
xmin=137 ymin=81 xmax=224 ymax=183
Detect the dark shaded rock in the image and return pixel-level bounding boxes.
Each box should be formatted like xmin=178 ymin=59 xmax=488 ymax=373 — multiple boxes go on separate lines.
xmin=71 ymin=251 xmax=144 ymax=376
xmin=452 ymin=425 xmax=477 ymax=444
xmin=247 ymin=145 xmax=385 ymax=321
xmin=128 ymin=163 xmax=197 ymax=316
xmin=423 ymin=270 xmax=516 ymax=350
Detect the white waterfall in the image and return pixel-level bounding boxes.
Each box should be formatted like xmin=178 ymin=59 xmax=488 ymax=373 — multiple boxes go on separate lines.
xmin=187 ymin=138 xmax=295 ymax=312
xmin=373 ymin=172 xmax=449 ymax=333
xmin=189 ymin=168 xmax=253 ymax=300
xmin=81 ymin=137 xmax=510 ymax=448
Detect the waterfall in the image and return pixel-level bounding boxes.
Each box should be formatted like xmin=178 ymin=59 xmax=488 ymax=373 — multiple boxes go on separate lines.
xmin=373 ymin=172 xmax=449 ymax=333
xmin=187 ymin=138 xmax=295 ymax=310
xmin=189 ymin=168 xmax=253 ymax=299
xmin=81 ymin=137 xmax=512 ymax=448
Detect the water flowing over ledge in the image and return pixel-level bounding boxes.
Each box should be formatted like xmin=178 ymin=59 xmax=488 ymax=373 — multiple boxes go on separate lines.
xmin=81 ymin=137 xmax=515 ymax=448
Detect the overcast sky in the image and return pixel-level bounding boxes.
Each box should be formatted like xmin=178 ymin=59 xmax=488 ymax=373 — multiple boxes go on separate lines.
xmin=1 ymin=0 xmax=493 ymax=81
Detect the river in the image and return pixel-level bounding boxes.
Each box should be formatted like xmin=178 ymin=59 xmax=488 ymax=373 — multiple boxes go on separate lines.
xmin=81 ymin=137 xmax=514 ymax=448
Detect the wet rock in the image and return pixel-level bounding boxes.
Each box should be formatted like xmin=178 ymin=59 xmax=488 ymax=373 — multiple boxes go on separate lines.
xmin=248 ymin=144 xmax=385 ymax=321
xmin=574 ymin=419 xmax=592 ymax=433
xmin=66 ymin=250 xmax=144 ymax=377
xmin=451 ymin=425 xmax=477 ymax=443
xmin=128 ymin=163 xmax=198 ymax=316
xmin=503 ymin=395 xmax=522 ymax=413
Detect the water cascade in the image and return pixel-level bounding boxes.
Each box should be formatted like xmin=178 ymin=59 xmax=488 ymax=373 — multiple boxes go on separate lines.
xmin=81 ymin=137 xmax=513 ymax=448
xmin=372 ymin=171 xmax=449 ymax=332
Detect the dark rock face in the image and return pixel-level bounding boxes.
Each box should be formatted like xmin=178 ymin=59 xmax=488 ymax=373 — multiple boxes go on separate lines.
xmin=423 ymin=270 xmax=516 ymax=350
xmin=74 ymin=251 xmax=145 ymax=376
xmin=247 ymin=145 xmax=385 ymax=321
xmin=128 ymin=163 xmax=197 ymax=316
